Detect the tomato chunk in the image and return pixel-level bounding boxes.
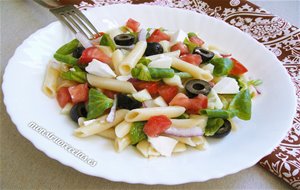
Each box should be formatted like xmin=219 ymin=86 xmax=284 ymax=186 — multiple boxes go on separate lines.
xmin=158 ymin=84 xmax=178 ymax=103
xmin=189 ymin=36 xmax=204 ymax=46
xmin=56 ymin=87 xmax=72 ymax=108
xmin=147 ymin=29 xmax=170 ymax=43
xmin=180 ymin=54 xmax=202 ymax=66
xmin=229 ymin=58 xmax=248 ymax=76
xmin=126 ymin=18 xmax=140 ymax=32
xmin=187 ymin=94 xmax=208 ymax=114
xmin=102 ymin=89 xmax=118 ymax=99
xmin=129 ymin=79 xmax=159 ymax=96
xmin=79 ymin=47 xmax=112 ymax=65
xmin=169 ymin=93 xmax=190 ymax=108
xmin=68 ymin=83 xmax=89 ymax=104
xmin=143 ymin=115 xmax=172 ymax=137
xmin=169 ymin=93 xmax=207 ymax=114
xmin=170 ymin=42 xmax=189 ymax=56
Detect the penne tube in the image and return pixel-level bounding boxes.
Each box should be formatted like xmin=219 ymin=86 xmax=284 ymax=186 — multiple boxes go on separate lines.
xmin=114 ymin=135 xmax=131 ymax=152
xmin=136 ymin=140 xmax=150 ymax=158
xmin=74 ymin=109 xmax=129 ymax=137
xmin=42 ymin=63 xmax=60 ymax=98
xmin=118 ymin=41 xmax=147 ymax=75
xmin=57 ymin=79 xmax=78 ymax=89
xmin=170 ymin=115 xmax=208 ymax=129
xmin=112 ymin=49 xmax=124 ymax=75
xmin=125 ymin=106 xmax=186 ymax=122
xmin=97 ymin=128 xmax=116 ymax=140
xmin=171 ymin=57 xmax=213 ymax=81
xmin=173 ymin=142 xmax=187 ymax=153
xmin=115 ymin=121 xmax=131 ymax=138
xmin=60 ymin=103 xmax=73 ymax=115
xmin=87 ymin=74 xmax=137 ymax=94
xmin=173 ymin=137 xmax=196 ymax=147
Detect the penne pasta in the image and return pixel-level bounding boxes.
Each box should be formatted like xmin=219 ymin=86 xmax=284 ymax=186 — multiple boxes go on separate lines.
xmin=114 ymin=135 xmax=131 ymax=152
xmin=112 ymin=49 xmax=124 ymax=75
xmin=170 ymin=115 xmax=208 ymax=129
xmin=173 ymin=137 xmax=196 ymax=147
xmin=173 ymin=142 xmax=187 ymax=153
xmin=171 ymin=57 xmax=213 ymax=81
xmin=87 ymin=74 xmax=137 ymax=94
xmin=125 ymin=106 xmax=186 ymax=122
xmin=97 ymin=128 xmax=116 ymax=140
xmin=42 ymin=63 xmax=60 ymax=98
xmin=115 ymin=120 xmax=131 ymax=138
xmin=74 ymin=109 xmax=129 ymax=137
xmin=60 ymin=103 xmax=73 ymax=115
xmin=118 ymin=41 xmax=147 ymax=75
xmin=136 ymin=140 xmax=150 ymax=158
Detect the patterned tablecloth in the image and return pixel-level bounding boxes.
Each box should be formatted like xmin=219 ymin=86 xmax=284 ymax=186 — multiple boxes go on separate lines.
xmin=69 ymin=0 xmax=300 ymax=188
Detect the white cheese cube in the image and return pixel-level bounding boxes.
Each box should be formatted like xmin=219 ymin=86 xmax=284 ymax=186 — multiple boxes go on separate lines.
xmin=163 ymin=75 xmax=184 ymax=88
xmin=213 ymin=77 xmax=240 ymax=94
xmin=86 ymin=59 xmax=116 ymax=78
xmin=148 ymin=136 xmax=178 ymax=157
xmin=207 ymin=89 xmax=223 ymax=109
xmin=170 ymin=29 xmax=187 ymax=45
xmin=159 ymin=40 xmax=170 ymax=52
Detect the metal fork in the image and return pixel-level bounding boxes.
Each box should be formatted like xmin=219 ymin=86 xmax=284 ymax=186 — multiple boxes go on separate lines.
xmin=33 ymin=0 xmax=99 ymax=39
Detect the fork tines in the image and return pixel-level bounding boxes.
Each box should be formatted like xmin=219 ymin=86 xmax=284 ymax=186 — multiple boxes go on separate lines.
xmin=50 ymin=5 xmax=98 ymax=39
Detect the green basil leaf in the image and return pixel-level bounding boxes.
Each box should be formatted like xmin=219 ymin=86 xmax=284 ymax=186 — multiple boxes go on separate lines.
xmin=56 ymin=39 xmax=79 ymax=55
xmin=61 ymin=66 xmax=86 ymax=83
xmin=54 ymin=53 xmax=78 ymax=66
xmin=248 ymin=79 xmax=263 ymax=86
xmin=87 ymin=89 xmax=113 ymax=120
xmin=229 ymin=89 xmax=252 ymax=120
xmin=100 ymin=33 xmax=116 ymax=51
xmin=201 ymin=109 xmax=237 ymax=119
xmin=210 ymin=58 xmax=233 ymax=77
xmin=205 ymin=118 xmax=224 ymax=136
xmin=129 ymin=121 xmax=147 ymax=145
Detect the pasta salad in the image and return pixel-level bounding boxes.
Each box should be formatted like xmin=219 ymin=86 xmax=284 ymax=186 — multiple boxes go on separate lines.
xmin=42 ymin=18 xmax=262 ymax=157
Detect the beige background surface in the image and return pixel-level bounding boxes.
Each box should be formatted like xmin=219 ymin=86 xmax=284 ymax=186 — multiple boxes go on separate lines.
xmin=1 ymin=0 xmax=298 ymax=189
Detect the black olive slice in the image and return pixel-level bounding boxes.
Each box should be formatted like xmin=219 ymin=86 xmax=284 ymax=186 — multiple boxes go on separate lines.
xmin=70 ymin=102 xmax=87 ymax=123
xmin=117 ymin=94 xmax=142 ymax=110
xmin=185 ymin=79 xmax=211 ymax=98
xmin=72 ymin=46 xmax=85 ymax=58
xmin=193 ymin=47 xmax=214 ymax=62
xmin=212 ymin=119 xmax=232 ymax=138
xmin=144 ymin=42 xmax=164 ymax=56
xmin=114 ymin=34 xmax=135 ymax=46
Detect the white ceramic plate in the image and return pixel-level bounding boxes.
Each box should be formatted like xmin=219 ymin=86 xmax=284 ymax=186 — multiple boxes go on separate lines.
xmin=3 ymin=4 xmax=297 ymax=185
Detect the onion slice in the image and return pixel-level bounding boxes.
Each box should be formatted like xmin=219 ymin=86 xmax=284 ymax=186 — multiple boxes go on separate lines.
xmin=164 ymin=126 xmax=203 ymax=137
xmin=75 ymin=32 xmax=93 ymax=48
xmin=106 ymin=95 xmax=117 ymax=123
